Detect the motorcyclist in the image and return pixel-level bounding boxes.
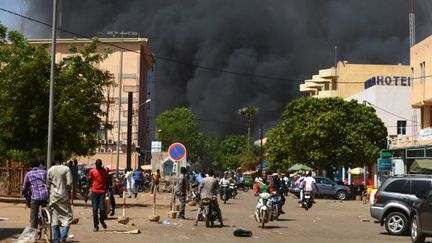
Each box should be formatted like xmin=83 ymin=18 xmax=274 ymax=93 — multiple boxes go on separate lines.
xmin=219 ymin=172 xmax=230 ymax=199
xmin=294 ymin=172 xmax=306 ymax=206
xmin=271 ymin=173 xmax=286 ymax=214
xmin=301 ymin=172 xmax=319 ymax=203
xmin=193 ymin=169 xmax=223 ymax=227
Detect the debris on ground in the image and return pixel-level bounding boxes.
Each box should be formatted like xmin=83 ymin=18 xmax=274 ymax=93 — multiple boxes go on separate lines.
xmin=117 ymin=216 xmax=130 ymax=225
xmin=106 ymin=229 xmax=141 ymax=234
xmin=233 ymin=229 xmax=252 ymax=237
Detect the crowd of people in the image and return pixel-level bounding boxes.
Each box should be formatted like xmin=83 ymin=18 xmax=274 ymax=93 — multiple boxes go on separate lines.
xmin=21 ymin=155 xmax=323 ymax=242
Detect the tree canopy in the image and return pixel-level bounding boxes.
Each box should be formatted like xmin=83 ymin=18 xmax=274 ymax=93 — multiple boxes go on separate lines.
xmin=156 ymin=107 xmax=211 ymax=163
xmin=0 ymin=25 xmax=114 ymax=163
xmin=266 ymin=97 xmax=387 ymax=172
xmin=216 ymin=134 xmax=247 ymax=170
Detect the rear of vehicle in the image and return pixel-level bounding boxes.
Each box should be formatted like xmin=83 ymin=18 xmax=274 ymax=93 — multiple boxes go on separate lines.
xmin=370 ymin=176 xmax=432 ymax=236
xmin=314 ymin=177 xmax=351 ymax=200
xmin=243 ymin=175 xmax=254 ymax=189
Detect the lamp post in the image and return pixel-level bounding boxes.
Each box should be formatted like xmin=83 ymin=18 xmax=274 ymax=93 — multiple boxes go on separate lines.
xmin=136 ymin=99 xmax=151 ymax=165
xmin=47 ymin=0 xmax=57 ymax=168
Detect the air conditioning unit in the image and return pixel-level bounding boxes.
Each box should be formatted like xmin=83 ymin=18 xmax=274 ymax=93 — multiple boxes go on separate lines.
xmin=99 ymin=148 xmax=106 ymax=153
xmin=107 ymin=148 xmax=113 ymax=153
xmin=108 ymin=140 xmax=114 ymax=145
xmin=100 ymin=139 xmax=107 ymax=145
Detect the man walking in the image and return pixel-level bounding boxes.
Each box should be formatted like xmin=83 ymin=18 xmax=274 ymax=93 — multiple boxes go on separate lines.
xmin=47 ymin=153 xmax=73 ymax=243
xmin=88 ymin=159 xmax=109 ymax=231
xmin=175 ymin=167 xmax=188 ymax=219
xmin=22 ymin=159 xmax=49 ymax=229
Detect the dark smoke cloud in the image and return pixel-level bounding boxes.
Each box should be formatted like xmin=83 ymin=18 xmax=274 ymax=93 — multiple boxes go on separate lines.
xmin=26 ymin=0 xmax=432 ymax=138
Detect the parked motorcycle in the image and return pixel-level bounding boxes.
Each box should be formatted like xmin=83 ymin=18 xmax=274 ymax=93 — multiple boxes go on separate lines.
xmin=229 ymin=183 xmax=237 ymax=199
xmin=255 ymin=192 xmax=273 ymax=228
xmin=200 ymin=197 xmax=222 ymax=227
xmin=302 ymin=190 xmax=314 ymax=210
xmin=113 ymin=176 xmax=126 ymax=198
xmin=220 ymin=184 xmax=230 ymax=204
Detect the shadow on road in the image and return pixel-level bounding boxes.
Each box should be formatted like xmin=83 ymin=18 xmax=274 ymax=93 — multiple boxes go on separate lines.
xmin=0 ymin=227 xmax=24 ymax=241
xmin=276 ymin=218 xmax=296 ymax=222
xmin=261 ymin=225 xmax=288 ymax=229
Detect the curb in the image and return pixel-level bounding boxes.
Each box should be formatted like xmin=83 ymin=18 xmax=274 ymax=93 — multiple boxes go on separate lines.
xmin=0 ymin=197 xmax=25 ymax=204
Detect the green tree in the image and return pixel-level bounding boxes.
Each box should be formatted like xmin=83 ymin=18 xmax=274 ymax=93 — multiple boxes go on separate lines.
xmin=216 ymin=135 xmax=247 ymax=170
xmin=0 ymin=26 xmax=114 ymax=163
xmin=156 ymin=107 xmax=208 ymax=162
xmin=238 ymin=106 xmax=259 ymax=150
xmin=266 ymin=97 xmax=387 ymax=172
xmin=237 ymin=145 xmax=260 ymax=171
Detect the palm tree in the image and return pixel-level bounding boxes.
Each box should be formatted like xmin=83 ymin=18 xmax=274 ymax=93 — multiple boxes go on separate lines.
xmin=238 ymin=106 xmax=259 ymax=150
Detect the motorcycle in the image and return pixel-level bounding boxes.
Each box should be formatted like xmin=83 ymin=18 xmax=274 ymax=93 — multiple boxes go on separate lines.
xmin=113 ymin=176 xmax=126 ymax=198
xmin=77 ymin=171 xmax=90 ymax=202
xmin=220 ymin=184 xmax=230 ymax=204
xmin=229 ymin=183 xmax=237 ymax=199
xmin=271 ymin=192 xmax=282 ymax=220
xmin=302 ymin=190 xmax=314 ymax=210
xmin=135 ymin=179 xmax=151 ymax=193
xmin=255 ymin=192 xmax=273 ymax=228
xmin=200 ymin=196 xmax=222 ymax=227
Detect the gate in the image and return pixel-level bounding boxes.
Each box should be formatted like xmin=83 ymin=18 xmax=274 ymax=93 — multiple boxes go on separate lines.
xmin=0 ymin=168 xmax=27 ymax=197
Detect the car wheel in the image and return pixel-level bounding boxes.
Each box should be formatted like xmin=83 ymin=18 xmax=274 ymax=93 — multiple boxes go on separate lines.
xmin=336 ymin=190 xmax=348 ymax=200
xmin=385 ymin=212 xmax=409 ymax=235
xmin=411 ymin=215 xmax=426 ymax=243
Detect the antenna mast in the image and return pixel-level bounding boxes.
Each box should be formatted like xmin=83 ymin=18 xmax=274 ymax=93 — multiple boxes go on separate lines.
xmin=409 ymin=0 xmax=416 ymax=47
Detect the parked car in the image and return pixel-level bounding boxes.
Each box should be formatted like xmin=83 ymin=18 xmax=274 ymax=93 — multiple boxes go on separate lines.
xmin=288 ymin=176 xmax=352 ymax=200
xmin=370 ymin=175 xmax=432 ymax=236
xmin=410 ymin=189 xmax=432 ymax=243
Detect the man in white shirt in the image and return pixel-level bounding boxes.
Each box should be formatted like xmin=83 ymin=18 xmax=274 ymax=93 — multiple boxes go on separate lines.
xmin=301 ymin=172 xmax=319 ymax=203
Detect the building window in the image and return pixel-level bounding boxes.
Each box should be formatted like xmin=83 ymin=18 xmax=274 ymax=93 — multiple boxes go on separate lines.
xmin=397 ymin=120 xmax=407 ymax=135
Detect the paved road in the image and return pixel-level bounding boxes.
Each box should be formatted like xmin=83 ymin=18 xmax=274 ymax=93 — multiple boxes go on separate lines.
xmin=0 ymin=190 xmax=412 ymax=243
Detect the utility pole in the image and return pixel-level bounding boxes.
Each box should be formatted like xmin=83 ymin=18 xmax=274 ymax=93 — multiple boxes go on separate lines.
xmin=115 ymin=31 xmax=124 ymax=177
xmin=126 ymin=92 xmax=133 ymax=170
xmin=259 ymin=123 xmax=263 ymax=177
xmin=47 ymin=0 xmax=57 ymax=168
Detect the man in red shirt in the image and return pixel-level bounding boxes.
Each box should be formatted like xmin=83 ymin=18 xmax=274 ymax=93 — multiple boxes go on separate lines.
xmin=88 ymin=159 xmax=109 ymax=232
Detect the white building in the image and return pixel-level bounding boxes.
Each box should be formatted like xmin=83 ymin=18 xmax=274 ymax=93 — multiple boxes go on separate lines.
xmin=346 ymin=85 xmax=421 ymax=146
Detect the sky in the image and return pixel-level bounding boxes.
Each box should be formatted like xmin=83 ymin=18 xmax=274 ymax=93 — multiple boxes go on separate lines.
xmin=1 ymin=1 xmax=432 ymax=139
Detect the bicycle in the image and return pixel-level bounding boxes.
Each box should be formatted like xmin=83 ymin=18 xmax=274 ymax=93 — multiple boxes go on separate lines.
xmin=37 ymin=206 xmax=52 ymax=242
xmin=161 ymin=181 xmax=174 ymax=193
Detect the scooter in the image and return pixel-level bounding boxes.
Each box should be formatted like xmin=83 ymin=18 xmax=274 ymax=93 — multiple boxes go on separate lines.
xmin=220 ymin=184 xmax=230 ymax=204
xmin=255 ymin=192 xmax=273 ymax=228
xmin=271 ymin=192 xmax=282 ymax=220
xmin=229 ymin=183 xmax=237 ymax=199
xmin=302 ymin=190 xmax=314 ymax=210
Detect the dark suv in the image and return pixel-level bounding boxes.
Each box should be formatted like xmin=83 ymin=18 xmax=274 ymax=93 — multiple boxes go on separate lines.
xmin=370 ymin=175 xmax=432 ymax=236
xmin=409 ymin=190 xmax=432 ymax=243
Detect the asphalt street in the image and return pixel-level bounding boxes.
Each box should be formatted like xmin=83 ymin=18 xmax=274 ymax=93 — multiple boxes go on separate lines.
xmin=0 ymin=190 xmax=413 ymax=243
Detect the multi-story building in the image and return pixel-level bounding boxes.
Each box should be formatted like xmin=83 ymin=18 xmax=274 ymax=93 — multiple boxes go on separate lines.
xmin=300 ymin=61 xmax=411 ymax=99
xmin=28 ymin=38 xmax=154 ymax=169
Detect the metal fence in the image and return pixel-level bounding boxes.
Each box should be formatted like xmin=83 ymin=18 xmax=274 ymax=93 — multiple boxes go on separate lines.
xmin=0 ymin=167 xmax=28 ymax=197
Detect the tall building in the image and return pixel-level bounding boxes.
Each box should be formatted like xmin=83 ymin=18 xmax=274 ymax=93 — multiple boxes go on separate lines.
xmin=28 ymin=38 xmax=154 ymax=168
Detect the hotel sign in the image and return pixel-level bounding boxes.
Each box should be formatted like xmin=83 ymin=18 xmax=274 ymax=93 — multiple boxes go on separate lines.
xmin=364 ymin=76 xmax=411 ymax=89
xmin=418 ymin=128 xmax=432 ymax=141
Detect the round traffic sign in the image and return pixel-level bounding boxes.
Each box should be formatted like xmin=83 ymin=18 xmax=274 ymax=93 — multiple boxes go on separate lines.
xmin=168 ymin=143 xmax=187 ymax=161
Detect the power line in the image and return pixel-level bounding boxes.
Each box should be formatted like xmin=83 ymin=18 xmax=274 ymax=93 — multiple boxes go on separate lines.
xmin=364 ymin=101 xmax=420 ymax=124
xmin=0 ymin=7 xmax=305 ymax=83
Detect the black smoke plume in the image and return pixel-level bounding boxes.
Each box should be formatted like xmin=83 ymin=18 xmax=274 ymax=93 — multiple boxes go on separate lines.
xmin=25 ymin=0 xmax=432 ymax=138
